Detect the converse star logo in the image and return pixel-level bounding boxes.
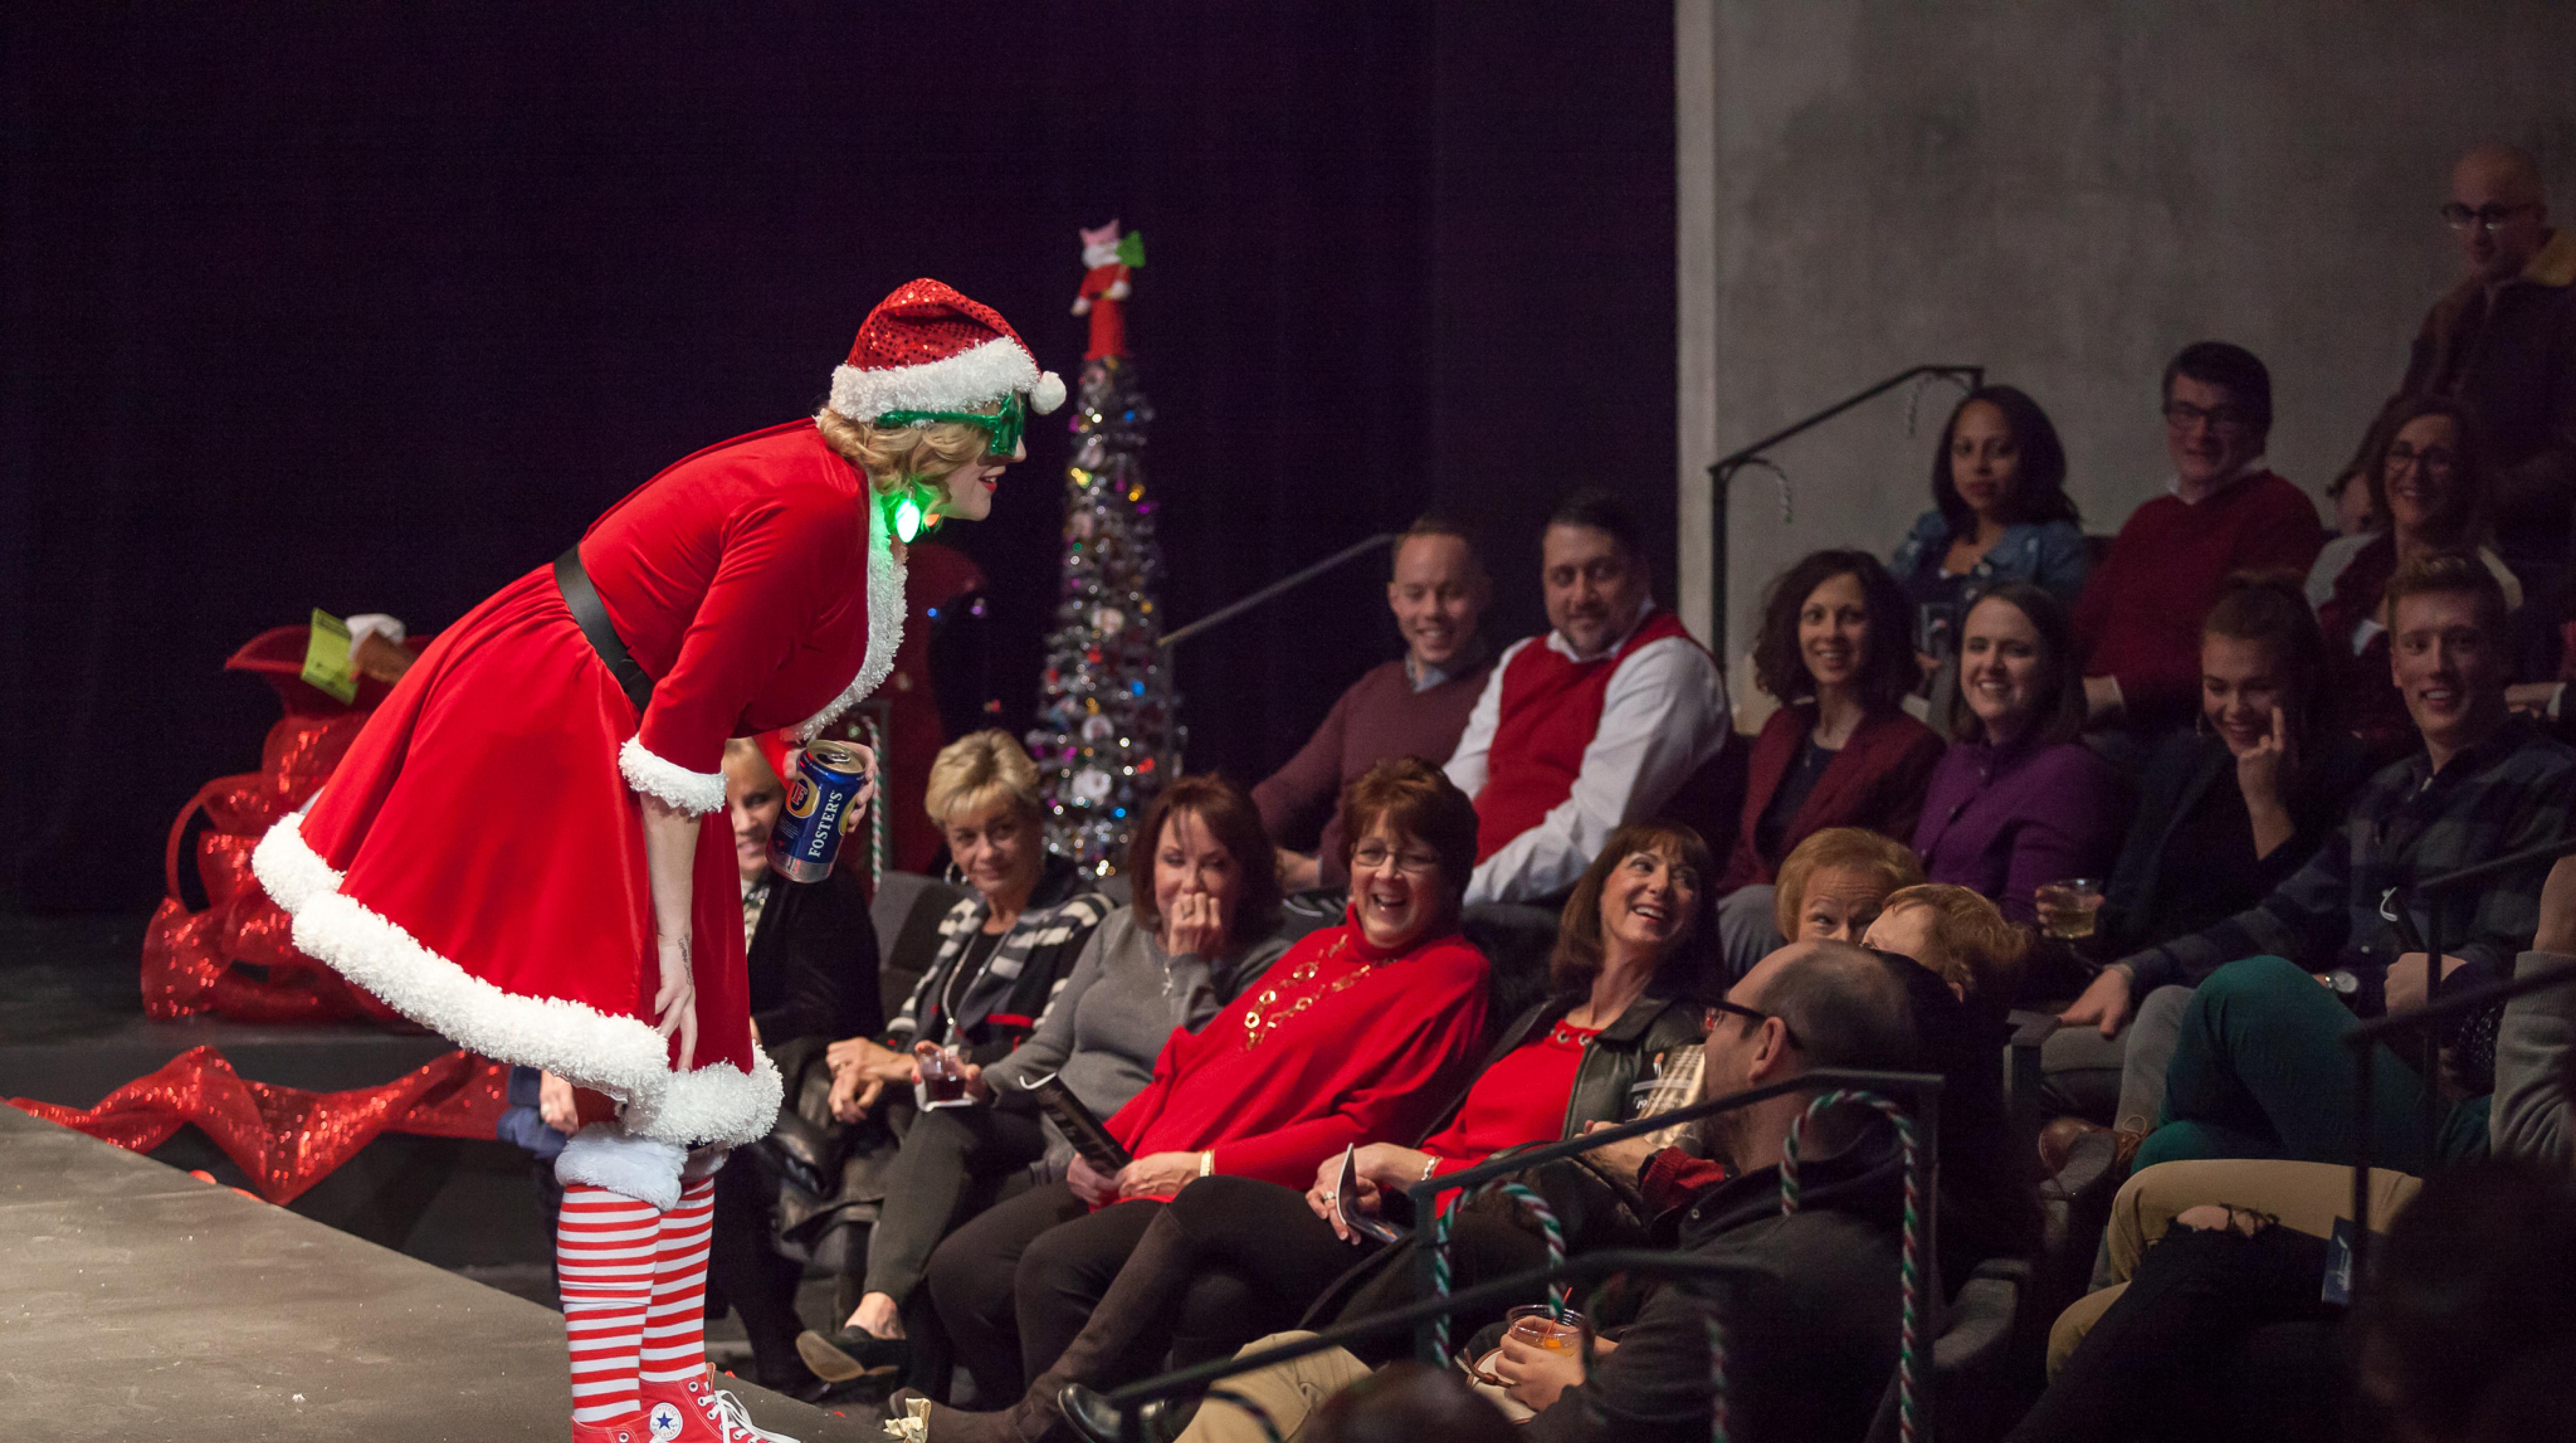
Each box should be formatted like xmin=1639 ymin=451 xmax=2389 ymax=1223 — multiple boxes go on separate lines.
xmin=646 ymin=1401 xmax=686 ymax=1441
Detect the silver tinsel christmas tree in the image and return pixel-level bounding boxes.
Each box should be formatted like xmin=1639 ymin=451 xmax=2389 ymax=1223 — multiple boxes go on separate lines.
xmin=1026 ymin=350 xmax=1184 ymax=875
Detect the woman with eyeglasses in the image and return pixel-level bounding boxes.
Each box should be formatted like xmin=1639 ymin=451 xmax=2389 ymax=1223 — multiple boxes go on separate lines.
xmin=915 ymin=820 xmax=1715 ymax=1443
xmin=803 ymin=771 xmax=1287 ymax=1387
xmin=905 ymin=757 xmax=1494 ymax=1430
xmin=2308 ymin=395 xmax=2521 ymax=762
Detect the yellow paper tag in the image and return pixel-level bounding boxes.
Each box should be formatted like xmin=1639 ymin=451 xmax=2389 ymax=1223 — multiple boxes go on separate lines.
xmin=301 ymin=608 xmax=360 ymax=703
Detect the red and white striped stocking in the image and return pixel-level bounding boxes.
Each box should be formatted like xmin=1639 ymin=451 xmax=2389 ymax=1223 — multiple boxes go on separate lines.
xmin=639 ymin=1173 xmax=717 ymax=1392
xmin=558 ymin=1184 xmax=662 ymax=1427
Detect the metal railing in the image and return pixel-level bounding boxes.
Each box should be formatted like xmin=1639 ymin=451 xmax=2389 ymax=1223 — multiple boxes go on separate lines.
xmin=2346 ymin=831 xmax=2576 ymax=1259
xmin=1095 ymin=1067 xmax=1944 ymax=1441
xmin=1158 ymin=532 xmax=1401 ymax=650
xmin=1706 ymin=365 xmax=1983 ymax=648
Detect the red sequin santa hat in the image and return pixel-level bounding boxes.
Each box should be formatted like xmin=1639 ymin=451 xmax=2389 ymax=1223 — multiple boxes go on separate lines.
xmin=826 ymin=278 xmax=1066 ymax=422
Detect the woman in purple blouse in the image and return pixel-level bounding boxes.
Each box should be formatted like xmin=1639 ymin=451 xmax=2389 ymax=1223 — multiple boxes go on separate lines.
xmin=1914 ymin=582 xmax=2130 ymax=930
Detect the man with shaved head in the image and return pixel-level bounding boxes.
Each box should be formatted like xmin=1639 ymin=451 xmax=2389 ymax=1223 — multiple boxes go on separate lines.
xmin=2365 ymin=142 xmax=2576 ymax=625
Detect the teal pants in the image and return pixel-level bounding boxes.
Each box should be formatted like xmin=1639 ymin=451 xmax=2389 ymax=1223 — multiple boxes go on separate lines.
xmin=2133 ymin=954 xmax=2489 ymax=1178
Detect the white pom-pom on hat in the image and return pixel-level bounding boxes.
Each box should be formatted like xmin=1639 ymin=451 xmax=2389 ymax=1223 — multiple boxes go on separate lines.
xmin=1031 ymin=371 xmax=1066 ymax=415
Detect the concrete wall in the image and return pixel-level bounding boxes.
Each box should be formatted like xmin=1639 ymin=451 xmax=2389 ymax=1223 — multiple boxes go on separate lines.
xmin=1677 ymin=0 xmax=2576 ymax=698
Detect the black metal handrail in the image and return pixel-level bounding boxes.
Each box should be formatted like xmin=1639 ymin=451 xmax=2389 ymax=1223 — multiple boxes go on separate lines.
xmin=2347 ymin=828 xmax=2576 ymax=1264
xmin=1706 ymin=365 xmax=1983 ymax=648
xmin=1094 ymin=1065 xmax=1943 ymax=1442
xmin=1158 ymin=532 xmax=1401 ymax=649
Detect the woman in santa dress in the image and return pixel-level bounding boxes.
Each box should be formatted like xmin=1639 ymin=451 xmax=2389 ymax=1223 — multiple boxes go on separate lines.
xmin=251 ymin=278 xmax=1062 ymax=1443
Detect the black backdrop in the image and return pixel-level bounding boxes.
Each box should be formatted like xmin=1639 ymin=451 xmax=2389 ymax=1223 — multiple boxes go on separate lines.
xmin=0 ymin=2 xmax=1674 ymax=913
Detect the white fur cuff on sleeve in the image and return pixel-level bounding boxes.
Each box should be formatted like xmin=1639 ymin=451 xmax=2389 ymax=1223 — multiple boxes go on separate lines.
xmin=619 ymin=737 xmax=726 ymax=815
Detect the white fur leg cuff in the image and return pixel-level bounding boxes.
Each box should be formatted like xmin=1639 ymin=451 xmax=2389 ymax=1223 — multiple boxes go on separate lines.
xmin=619 ymin=737 xmax=726 ymax=815
xmin=557 ymin=1125 xmax=688 ymax=1210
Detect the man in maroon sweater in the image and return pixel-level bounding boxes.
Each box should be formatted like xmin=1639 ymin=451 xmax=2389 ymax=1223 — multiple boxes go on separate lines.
xmin=2074 ymin=341 xmax=2327 ymax=731
xmin=1257 ymin=516 xmax=1495 ymax=890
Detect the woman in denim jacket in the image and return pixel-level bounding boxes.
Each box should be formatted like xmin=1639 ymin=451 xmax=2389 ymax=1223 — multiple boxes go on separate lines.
xmin=1891 ymin=384 xmax=2090 ymax=708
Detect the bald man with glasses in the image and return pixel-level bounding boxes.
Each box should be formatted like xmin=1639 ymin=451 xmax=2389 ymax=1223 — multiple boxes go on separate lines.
xmin=2364 ymin=143 xmax=2576 ymax=630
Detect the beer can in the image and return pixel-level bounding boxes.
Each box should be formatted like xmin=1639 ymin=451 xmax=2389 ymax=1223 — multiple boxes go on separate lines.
xmin=768 ymin=741 xmax=871 ymax=883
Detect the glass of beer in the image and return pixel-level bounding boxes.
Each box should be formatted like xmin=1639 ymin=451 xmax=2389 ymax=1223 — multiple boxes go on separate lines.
xmin=2034 ymin=878 xmax=2105 ymax=940
xmin=917 ymin=1045 xmax=972 ymax=1109
xmin=1503 ymin=1304 xmax=1587 ymax=1353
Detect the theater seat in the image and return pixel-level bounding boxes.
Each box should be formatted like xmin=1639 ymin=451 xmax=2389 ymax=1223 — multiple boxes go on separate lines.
xmin=1865 ymin=1255 xmax=2031 ymax=1443
xmin=870 ymin=870 xmax=968 ymax=1019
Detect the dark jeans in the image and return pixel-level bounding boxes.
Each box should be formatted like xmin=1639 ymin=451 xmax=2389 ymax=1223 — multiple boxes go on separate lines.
xmin=2009 ymin=1222 xmax=2343 ymax=1443
xmin=706 ymin=1152 xmax=809 ymax=1389
xmin=862 ymin=1101 xmax=1050 ymax=1304
xmin=924 ymin=1181 xmax=1165 ymax=1397
xmin=2133 ymin=955 xmax=2489 ymax=1178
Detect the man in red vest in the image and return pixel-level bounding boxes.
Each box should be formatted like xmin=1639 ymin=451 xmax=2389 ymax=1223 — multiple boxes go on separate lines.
xmin=1446 ymin=489 xmax=1732 ymax=904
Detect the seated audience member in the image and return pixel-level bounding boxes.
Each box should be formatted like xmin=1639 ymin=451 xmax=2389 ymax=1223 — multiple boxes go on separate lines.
xmin=2358 ymin=142 xmax=2576 ymax=622
xmin=2062 ymin=552 xmax=2576 ymax=1178
xmin=1913 ymin=583 xmax=2128 ymax=930
xmin=826 ymin=731 xmax=1113 ymax=1114
xmin=2325 ymin=460 xmax=2380 ymax=538
xmin=1864 ymin=881 xmax=2030 ymax=1002
xmin=2310 ymin=395 xmax=2522 ymax=760
xmin=2018 ymin=1157 xmax=2576 ymax=1443
xmin=1725 ymin=825 xmax=1924 ymax=979
xmin=927 ymin=823 xmax=1718 ymax=1442
xmin=1108 ymin=940 xmax=1926 ymax=1443
xmin=917 ymin=758 xmax=1493 ymax=1414
xmin=1713 ymin=550 xmax=1943 ymax=972
xmin=2040 ymin=575 xmax=2370 ymax=1131
xmin=2073 ymin=342 xmax=2327 ymax=734
xmin=1889 ymin=384 xmax=2089 ymax=660
xmin=801 ymin=775 xmax=1291 ymax=1384
xmin=1259 ymin=516 xmax=1497 ymax=892
xmin=1446 ymin=488 xmax=1730 ymax=906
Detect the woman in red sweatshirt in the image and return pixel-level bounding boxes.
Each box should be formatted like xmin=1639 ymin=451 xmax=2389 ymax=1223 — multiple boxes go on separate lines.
xmin=917 ymin=757 xmax=1496 ymax=1413
xmin=921 ymin=820 xmax=1720 ymax=1443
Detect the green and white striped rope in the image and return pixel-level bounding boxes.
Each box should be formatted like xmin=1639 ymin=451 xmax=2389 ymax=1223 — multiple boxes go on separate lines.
xmin=1777 ymin=1089 xmax=1924 ymax=1443
xmin=1426 ymin=1179 xmax=1566 ymax=1361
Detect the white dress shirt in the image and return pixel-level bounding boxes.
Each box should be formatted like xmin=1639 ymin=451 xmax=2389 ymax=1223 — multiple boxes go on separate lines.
xmin=1445 ymin=603 xmax=1731 ymax=905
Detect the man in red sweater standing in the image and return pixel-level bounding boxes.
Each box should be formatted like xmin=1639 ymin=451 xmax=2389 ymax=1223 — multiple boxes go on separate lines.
xmin=2074 ymin=341 xmax=2327 ymax=733
xmin=1447 ymin=489 xmax=1732 ymax=905
xmin=1257 ymin=516 xmax=1497 ymax=890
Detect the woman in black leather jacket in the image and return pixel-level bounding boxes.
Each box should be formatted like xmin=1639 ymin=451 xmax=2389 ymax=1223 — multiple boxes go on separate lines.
xmin=919 ymin=823 xmax=1718 ymax=1443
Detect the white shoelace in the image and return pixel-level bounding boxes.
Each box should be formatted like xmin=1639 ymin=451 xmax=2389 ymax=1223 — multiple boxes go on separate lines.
xmin=709 ymin=1389 xmax=800 ymax=1443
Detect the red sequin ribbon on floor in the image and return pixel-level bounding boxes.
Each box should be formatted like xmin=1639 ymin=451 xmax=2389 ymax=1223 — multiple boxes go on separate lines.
xmin=8 ymin=1045 xmax=509 ymax=1204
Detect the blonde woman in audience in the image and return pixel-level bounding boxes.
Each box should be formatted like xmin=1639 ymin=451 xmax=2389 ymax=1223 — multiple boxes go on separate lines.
xmin=1720 ymin=825 xmax=1924 ymax=979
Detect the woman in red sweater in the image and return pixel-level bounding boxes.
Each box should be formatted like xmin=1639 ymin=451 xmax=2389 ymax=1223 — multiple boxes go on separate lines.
xmin=1715 ymin=549 xmax=1945 ymax=977
xmin=919 ymin=820 xmax=1718 ymax=1443
xmin=916 ymin=757 xmax=1495 ymax=1412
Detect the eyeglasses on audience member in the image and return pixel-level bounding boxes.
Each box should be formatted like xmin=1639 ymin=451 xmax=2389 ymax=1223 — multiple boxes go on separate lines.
xmin=2162 ymin=399 xmax=2255 ymax=434
xmin=2439 ymin=200 xmax=2540 ymax=233
xmin=1350 ymin=841 xmax=1443 ymax=874
xmin=1706 ymin=998 xmax=1800 ymax=1049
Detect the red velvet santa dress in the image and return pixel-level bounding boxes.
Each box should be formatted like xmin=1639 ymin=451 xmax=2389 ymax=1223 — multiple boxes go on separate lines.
xmin=250 ymin=280 xmax=1063 ymax=1159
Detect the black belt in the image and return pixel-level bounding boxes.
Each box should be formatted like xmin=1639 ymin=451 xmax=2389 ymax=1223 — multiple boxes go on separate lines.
xmin=553 ymin=547 xmax=655 ymax=713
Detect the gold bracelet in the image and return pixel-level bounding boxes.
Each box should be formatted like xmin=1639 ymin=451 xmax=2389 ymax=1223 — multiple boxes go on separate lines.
xmin=1199 ymin=1150 xmax=1215 ymax=1178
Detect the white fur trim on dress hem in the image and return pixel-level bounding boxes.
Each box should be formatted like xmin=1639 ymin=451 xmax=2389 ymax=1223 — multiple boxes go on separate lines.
xmin=792 ymin=489 xmax=907 ymax=743
xmin=825 ymin=335 xmax=1038 ymax=422
xmin=250 ymin=810 xmax=785 ymax=1148
xmin=618 ymin=737 xmax=726 ymax=815
xmin=556 ymin=1125 xmax=686 ymax=1209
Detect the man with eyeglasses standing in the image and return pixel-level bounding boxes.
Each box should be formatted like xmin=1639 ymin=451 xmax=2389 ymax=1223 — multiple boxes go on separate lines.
xmin=2071 ymin=342 xmax=2327 ymax=747
xmin=2364 ymin=143 xmax=2576 ymax=656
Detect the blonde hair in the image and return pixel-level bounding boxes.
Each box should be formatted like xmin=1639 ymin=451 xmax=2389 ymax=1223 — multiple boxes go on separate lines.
xmin=925 ymin=729 xmax=1043 ymax=827
xmin=721 ymin=737 xmax=781 ymax=791
xmin=1876 ymin=883 xmax=2028 ymax=999
xmin=1772 ymin=827 xmax=1925 ymax=940
xmin=815 ymin=407 xmax=996 ymax=495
